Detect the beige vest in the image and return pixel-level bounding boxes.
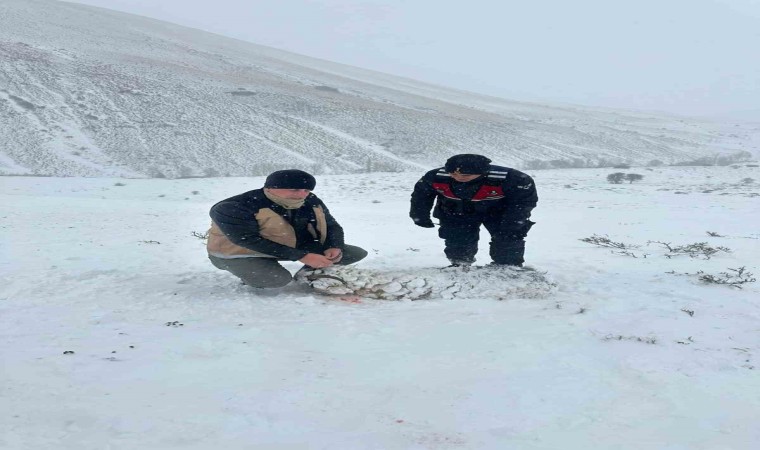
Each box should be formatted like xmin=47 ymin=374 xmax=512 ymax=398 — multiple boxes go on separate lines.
xmin=207 ymin=205 xmax=328 ymax=257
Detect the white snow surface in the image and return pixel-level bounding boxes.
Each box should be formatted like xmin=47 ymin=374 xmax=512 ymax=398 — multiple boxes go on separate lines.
xmin=1 ymin=0 xmax=759 ymax=177
xmin=2 ymin=166 xmax=759 ymax=449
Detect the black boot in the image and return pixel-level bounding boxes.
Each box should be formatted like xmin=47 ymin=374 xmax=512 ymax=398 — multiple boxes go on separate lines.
xmin=445 ymin=259 xmax=474 ymax=270
xmin=486 ymin=262 xmax=522 ymax=268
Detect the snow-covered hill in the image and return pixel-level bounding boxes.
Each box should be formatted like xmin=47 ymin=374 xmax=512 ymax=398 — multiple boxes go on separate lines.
xmin=1 ymin=0 xmax=757 ymax=177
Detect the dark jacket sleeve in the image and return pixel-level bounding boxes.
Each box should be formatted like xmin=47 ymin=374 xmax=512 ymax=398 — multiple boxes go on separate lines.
xmin=409 ymin=169 xmax=439 ymax=220
xmin=498 ymin=170 xmax=538 ymax=233
xmin=316 ymin=198 xmax=345 ymax=250
xmin=209 ymin=198 xmax=309 ymax=261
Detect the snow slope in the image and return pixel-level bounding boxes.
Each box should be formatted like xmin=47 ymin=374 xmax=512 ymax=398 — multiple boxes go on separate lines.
xmin=2 ymin=166 xmax=758 ymax=449
xmin=1 ymin=0 xmax=758 ymax=177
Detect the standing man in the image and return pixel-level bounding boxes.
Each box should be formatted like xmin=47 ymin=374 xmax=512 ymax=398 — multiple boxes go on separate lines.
xmin=410 ymin=154 xmax=538 ymax=267
xmin=207 ymin=169 xmax=367 ymax=288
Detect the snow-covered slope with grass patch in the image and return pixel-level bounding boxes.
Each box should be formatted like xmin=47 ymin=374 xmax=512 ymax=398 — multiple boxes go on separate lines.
xmin=1 ymin=0 xmax=757 ymax=177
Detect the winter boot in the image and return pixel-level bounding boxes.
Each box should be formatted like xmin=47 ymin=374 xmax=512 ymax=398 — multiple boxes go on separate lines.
xmin=443 ymin=259 xmax=474 ymax=270
xmin=485 ymin=262 xmax=536 ymax=271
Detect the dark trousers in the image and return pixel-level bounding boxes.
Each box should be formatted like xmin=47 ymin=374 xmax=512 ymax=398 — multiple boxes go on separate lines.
xmin=438 ymin=216 xmax=533 ymax=266
xmin=209 ymin=244 xmax=368 ymax=288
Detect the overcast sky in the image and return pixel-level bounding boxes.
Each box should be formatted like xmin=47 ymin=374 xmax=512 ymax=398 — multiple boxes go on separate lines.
xmin=66 ymin=0 xmax=760 ymax=119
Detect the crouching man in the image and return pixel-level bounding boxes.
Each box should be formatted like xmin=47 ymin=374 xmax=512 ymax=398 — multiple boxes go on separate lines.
xmin=207 ymin=169 xmax=367 ymax=288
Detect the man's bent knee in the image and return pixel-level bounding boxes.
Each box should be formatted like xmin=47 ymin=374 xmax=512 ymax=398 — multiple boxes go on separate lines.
xmin=338 ymin=245 xmax=368 ymax=265
xmin=209 ymin=255 xmax=293 ymax=289
xmin=240 ymin=272 xmax=292 ymax=288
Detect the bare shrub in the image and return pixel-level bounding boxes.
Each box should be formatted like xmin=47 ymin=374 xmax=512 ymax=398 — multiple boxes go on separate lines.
xmin=649 ymin=241 xmax=731 ymax=260
xmin=697 ymin=267 xmax=756 ymax=289
xmin=580 ymin=234 xmax=639 ymax=250
xmin=624 ymin=173 xmax=644 ymax=184
xmin=580 ymin=234 xmax=647 ymax=257
xmin=607 ymin=172 xmax=626 ymax=184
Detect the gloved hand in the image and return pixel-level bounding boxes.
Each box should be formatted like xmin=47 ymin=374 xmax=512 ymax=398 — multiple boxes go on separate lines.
xmin=412 ymin=217 xmax=435 ymax=228
xmin=502 ymin=220 xmax=535 ymax=239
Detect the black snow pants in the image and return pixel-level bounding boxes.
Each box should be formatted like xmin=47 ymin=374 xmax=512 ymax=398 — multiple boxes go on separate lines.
xmin=437 ymin=215 xmax=533 ymax=266
xmin=209 ymin=244 xmax=368 ymax=288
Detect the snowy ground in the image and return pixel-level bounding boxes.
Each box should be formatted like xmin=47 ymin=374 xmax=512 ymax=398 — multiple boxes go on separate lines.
xmin=1 ymin=165 xmax=759 ymax=449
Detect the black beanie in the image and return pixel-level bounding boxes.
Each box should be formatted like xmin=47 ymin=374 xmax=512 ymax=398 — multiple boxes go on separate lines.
xmin=264 ymin=169 xmax=316 ymax=190
xmin=444 ymin=154 xmax=492 ymax=174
